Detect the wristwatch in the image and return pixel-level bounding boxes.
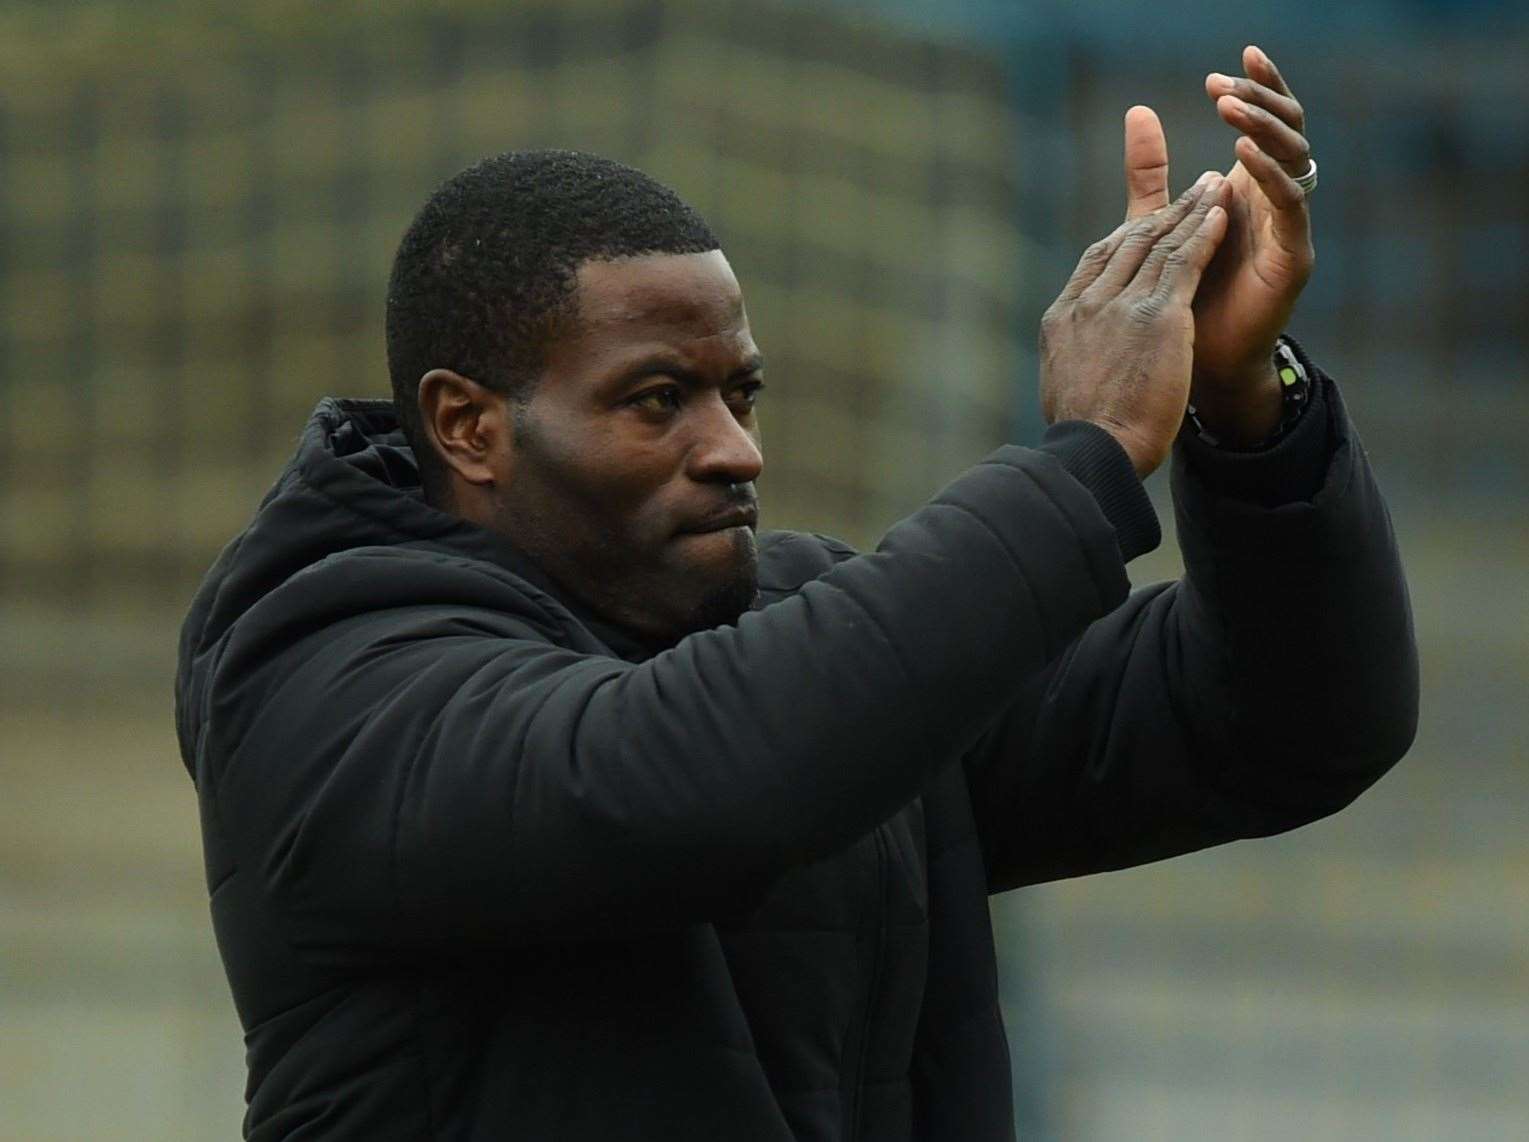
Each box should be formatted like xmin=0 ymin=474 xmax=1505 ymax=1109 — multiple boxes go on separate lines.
xmin=1186 ymin=336 xmax=1312 ymax=449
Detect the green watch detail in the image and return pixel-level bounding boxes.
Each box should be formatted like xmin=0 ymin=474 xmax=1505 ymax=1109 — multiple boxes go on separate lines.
xmin=1187 ymin=336 xmax=1311 ymax=450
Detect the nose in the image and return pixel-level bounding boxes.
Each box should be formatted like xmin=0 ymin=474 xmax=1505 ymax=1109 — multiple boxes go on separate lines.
xmin=685 ymin=393 xmax=764 ymax=486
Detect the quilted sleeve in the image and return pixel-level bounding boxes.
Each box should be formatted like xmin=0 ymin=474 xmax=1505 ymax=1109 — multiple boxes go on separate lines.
xmin=205 ymin=443 xmax=1138 ymax=956
xmin=967 ymin=375 xmax=1418 ymax=891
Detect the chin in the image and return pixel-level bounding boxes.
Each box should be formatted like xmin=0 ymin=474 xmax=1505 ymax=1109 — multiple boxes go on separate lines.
xmin=671 ymin=528 xmax=760 ymax=636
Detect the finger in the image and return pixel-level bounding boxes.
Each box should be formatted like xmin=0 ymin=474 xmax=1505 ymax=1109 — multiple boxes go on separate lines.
xmin=1245 ymin=44 xmax=1295 ymax=99
xmin=1205 ymin=73 xmax=1304 ymax=135
xmin=1061 ymin=182 xmax=1201 ymax=303
xmin=1123 ymin=105 xmax=1171 ymax=220
xmin=1083 ymin=176 xmax=1214 ymax=300
xmin=1154 ymin=203 xmax=1230 ymax=307
xmin=1233 ymin=135 xmax=1313 ymax=255
xmin=1215 ymin=94 xmax=1312 ymax=176
xmin=1055 ymin=217 xmax=1137 ymax=302
xmin=1133 ymin=177 xmax=1231 ymax=292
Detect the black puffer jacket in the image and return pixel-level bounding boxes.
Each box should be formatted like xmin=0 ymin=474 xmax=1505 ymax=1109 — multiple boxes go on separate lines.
xmin=176 ymin=366 xmax=1416 ymax=1141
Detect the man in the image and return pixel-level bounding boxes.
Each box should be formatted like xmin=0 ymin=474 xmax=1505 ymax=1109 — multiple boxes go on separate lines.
xmin=177 ymin=47 xmax=1416 ymax=1141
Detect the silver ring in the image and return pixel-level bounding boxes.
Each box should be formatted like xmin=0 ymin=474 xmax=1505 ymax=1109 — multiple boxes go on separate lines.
xmin=1292 ymin=158 xmax=1318 ymax=196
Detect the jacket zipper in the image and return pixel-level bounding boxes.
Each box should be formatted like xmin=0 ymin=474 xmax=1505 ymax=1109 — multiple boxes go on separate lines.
xmin=847 ymin=824 xmax=890 ymax=1141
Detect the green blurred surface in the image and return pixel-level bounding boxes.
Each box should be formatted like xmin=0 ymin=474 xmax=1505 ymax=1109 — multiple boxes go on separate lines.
xmin=2 ymin=2 xmax=1525 ymax=1139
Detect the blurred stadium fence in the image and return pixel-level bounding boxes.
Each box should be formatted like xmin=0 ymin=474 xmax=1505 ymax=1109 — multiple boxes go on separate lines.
xmin=0 ymin=0 xmax=1021 ymax=622
xmin=2 ymin=2 xmax=1526 ymax=1140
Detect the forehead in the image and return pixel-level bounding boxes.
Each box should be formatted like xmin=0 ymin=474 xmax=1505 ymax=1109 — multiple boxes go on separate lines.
xmin=571 ymin=250 xmax=746 ymax=337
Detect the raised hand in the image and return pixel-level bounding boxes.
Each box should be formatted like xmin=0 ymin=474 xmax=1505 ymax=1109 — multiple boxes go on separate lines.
xmin=1123 ymin=46 xmax=1316 ymax=445
xmin=1041 ymin=175 xmax=1233 ymax=478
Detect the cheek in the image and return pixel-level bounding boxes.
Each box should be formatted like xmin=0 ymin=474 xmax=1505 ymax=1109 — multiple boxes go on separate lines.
xmin=531 ymin=421 xmax=677 ymax=530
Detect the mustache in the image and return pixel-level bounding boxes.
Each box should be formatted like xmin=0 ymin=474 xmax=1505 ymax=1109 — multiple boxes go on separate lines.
xmin=718 ymin=483 xmax=757 ymax=510
xmin=680 ymin=484 xmax=760 ymax=534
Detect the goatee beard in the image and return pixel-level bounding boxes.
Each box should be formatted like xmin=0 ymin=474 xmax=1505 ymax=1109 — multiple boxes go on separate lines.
xmin=685 ymin=567 xmax=760 ymax=635
xmin=674 ymin=529 xmax=760 ymax=637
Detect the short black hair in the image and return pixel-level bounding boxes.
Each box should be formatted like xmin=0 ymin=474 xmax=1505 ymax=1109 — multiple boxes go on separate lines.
xmin=385 ymin=149 xmax=720 ymax=497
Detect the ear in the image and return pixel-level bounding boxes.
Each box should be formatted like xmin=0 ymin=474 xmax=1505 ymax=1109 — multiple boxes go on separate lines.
xmin=416 ymin=368 xmax=512 ymax=489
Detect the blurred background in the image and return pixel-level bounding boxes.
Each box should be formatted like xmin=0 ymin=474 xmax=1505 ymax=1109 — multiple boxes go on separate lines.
xmin=2 ymin=1 xmax=1525 ymax=1138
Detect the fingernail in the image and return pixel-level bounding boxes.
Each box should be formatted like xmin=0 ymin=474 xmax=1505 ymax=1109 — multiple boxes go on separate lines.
xmin=1195 ymin=170 xmax=1216 ymax=187
xmin=1208 ymin=72 xmax=1230 ymax=87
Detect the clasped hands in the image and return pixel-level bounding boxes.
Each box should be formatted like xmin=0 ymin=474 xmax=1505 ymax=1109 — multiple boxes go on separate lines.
xmin=1040 ymin=45 xmax=1316 ymax=476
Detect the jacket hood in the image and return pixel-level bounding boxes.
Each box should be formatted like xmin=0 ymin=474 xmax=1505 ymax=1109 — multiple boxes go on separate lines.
xmin=174 ymin=398 xmax=560 ymax=775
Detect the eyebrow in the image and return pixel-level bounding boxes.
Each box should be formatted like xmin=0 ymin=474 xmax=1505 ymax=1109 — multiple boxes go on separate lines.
xmin=618 ymin=352 xmax=765 ymax=388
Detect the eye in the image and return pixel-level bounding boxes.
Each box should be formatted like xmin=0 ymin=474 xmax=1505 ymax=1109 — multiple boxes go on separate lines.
xmin=629 ymin=385 xmax=684 ymax=416
xmin=729 ymin=380 xmax=766 ymax=412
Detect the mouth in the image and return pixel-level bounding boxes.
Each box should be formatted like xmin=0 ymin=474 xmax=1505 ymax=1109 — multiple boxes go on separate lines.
xmin=677 ymin=504 xmax=759 ymax=535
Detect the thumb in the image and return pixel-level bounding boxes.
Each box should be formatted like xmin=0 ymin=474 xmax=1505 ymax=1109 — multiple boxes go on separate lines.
xmin=1123 ymin=105 xmax=1170 ymax=220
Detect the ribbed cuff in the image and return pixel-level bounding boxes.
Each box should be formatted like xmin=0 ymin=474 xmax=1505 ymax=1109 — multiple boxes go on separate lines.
xmin=1039 ymin=420 xmax=1161 ymax=562
xmin=1176 ymin=339 xmax=1333 ymax=508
